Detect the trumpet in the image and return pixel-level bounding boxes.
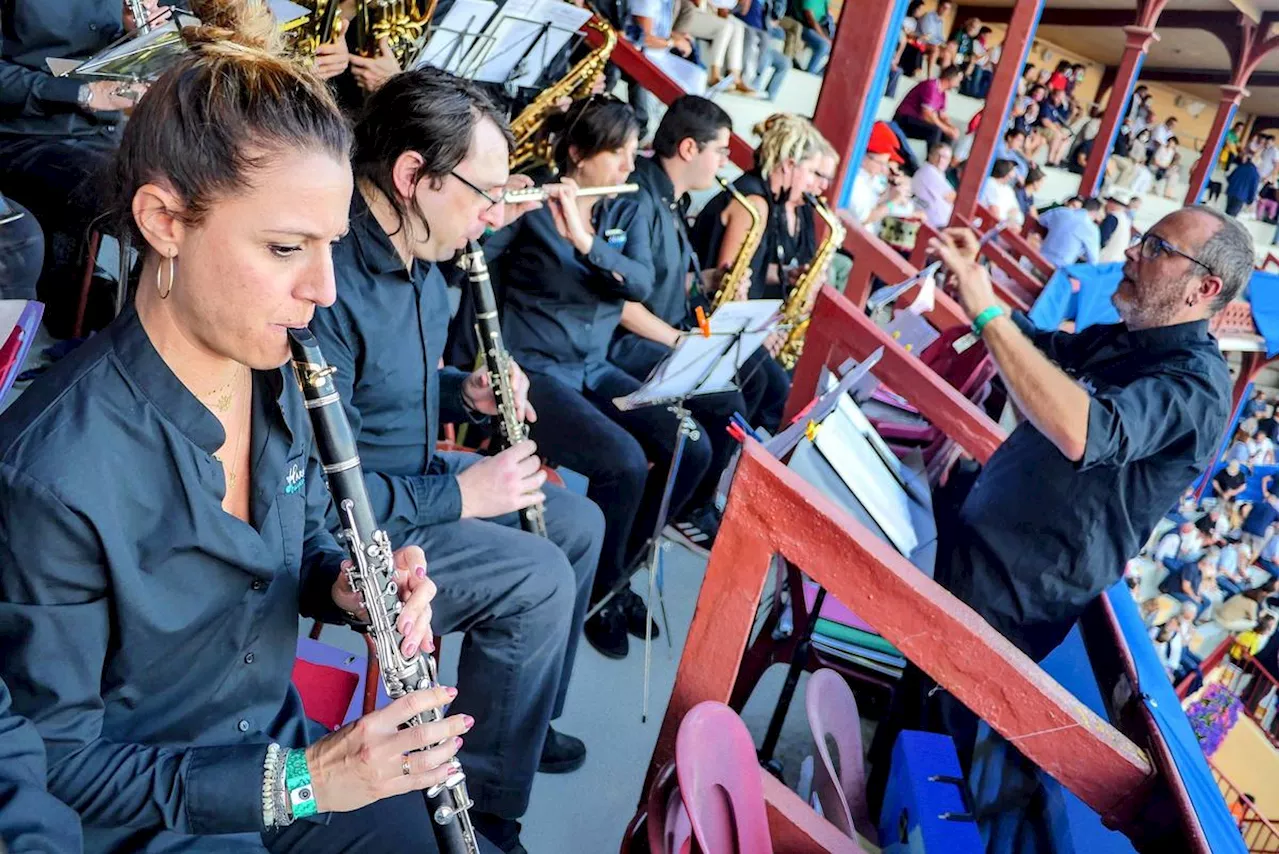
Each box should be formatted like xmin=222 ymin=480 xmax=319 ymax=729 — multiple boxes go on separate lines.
xmin=502 ymin=183 xmax=639 ymax=204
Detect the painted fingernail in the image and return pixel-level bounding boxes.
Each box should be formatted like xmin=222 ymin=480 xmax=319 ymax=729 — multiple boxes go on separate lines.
xmin=446 ymin=686 xmax=458 ymax=698
xmin=425 ymin=638 xmax=435 ymax=652
xmin=401 ymin=619 xmax=414 ymax=637
xmin=404 ymin=641 xmax=417 ymax=657
xmin=455 ymin=737 xmax=464 ymax=749
xmin=463 ymin=714 xmax=475 ymax=729
xmin=415 ymin=565 xmax=427 ymax=579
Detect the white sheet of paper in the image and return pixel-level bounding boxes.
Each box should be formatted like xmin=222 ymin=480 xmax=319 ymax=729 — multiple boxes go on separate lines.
xmin=825 ymin=374 xmax=910 ymax=490
xmin=509 ymin=2 xmax=591 ymax=87
xmin=812 ymin=387 xmax=919 ymax=556
xmin=905 ymin=271 xmax=936 ymax=315
xmin=467 ymin=0 xmax=586 ymax=84
xmin=641 ymin=48 xmax=707 ymax=94
xmin=417 ymin=0 xmax=499 ymax=72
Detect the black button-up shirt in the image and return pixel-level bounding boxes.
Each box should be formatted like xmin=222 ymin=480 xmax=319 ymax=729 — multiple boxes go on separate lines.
xmin=608 ymin=156 xmax=698 ymax=371
xmin=1 ymin=677 xmax=83 ymax=853
xmin=944 ymin=315 xmax=1231 ymax=661
xmin=486 ymin=201 xmax=653 ymax=389
xmin=0 ymin=306 xmax=349 ymax=853
xmin=0 ymin=0 xmax=124 ymax=138
xmin=310 ymin=192 xmax=474 ymax=541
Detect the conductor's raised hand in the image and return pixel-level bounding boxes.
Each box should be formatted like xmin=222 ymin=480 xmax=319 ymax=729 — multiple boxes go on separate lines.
xmin=928 ymin=228 xmax=997 ymax=319
xmin=305 ymin=687 xmax=474 ymax=814
xmin=456 ymin=440 xmax=548 ymax=519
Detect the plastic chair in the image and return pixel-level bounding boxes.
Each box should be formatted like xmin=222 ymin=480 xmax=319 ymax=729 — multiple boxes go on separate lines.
xmin=805 ymin=668 xmax=877 ymax=845
xmin=675 ymin=701 xmax=774 ymax=854
xmin=644 ymin=762 xmax=693 ymax=854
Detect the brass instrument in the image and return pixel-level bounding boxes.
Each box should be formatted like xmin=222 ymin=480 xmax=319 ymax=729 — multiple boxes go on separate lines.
xmin=352 ymin=0 xmax=436 ymax=66
xmin=287 ymin=0 xmax=344 ymax=59
xmin=502 ymin=182 xmax=637 ymax=204
xmin=709 ymin=176 xmax=765 ymax=312
xmin=777 ymin=194 xmax=845 ymax=370
xmin=509 ymin=16 xmax=617 ymax=172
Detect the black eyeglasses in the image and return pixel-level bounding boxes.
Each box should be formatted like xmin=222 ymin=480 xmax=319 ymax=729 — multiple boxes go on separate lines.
xmin=450 ymin=170 xmax=503 ymax=211
xmin=1138 ymin=232 xmax=1215 ymax=277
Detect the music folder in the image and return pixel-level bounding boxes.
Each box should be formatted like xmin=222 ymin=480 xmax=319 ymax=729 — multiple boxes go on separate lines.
xmin=457 ymin=0 xmax=591 ymax=85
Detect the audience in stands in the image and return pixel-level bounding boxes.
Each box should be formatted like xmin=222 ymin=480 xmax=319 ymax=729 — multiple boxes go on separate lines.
xmin=894 ymin=65 xmax=963 ymax=148
xmin=1036 ymin=197 xmax=1103 ymax=267
xmin=1098 ymin=194 xmax=1134 ymax=263
xmin=1226 ymin=154 xmax=1261 ymax=218
xmin=911 ymin=142 xmax=956 ymax=228
xmin=979 ymin=159 xmax=1023 ymax=227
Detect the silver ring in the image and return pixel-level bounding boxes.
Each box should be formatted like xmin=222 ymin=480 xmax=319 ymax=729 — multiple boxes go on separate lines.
xmin=401 ymin=758 xmax=412 ymax=776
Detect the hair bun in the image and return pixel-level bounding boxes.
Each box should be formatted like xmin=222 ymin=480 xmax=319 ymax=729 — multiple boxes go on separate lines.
xmin=183 ymin=0 xmax=280 ymax=54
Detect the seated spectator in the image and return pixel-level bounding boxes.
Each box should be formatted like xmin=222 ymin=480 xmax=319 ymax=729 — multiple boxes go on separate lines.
xmin=948 ymin=18 xmax=979 ymax=74
xmin=1258 ymin=531 xmax=1278 ymax=578
xmin=1215 ymin=581 xmax=1278 ymax=633
xmin=893 ymin=66 xmax=963 ymax=148
xmin=894 ymin=0 xmax=929 ymax=78
xmin=1242 ymin=492 xmax=1280 ymax=551
xmin=916 ymin=0 xmax=952 ymax=76
xmin=1231 ymin=614 xmax=1276 ymax=661
xmin=1216 ymin=535 xmax=1253 ymax=597
xmin=1149 ymin=116 xmax=1177 ymax=156
xmin=0 ymin=194 xmax=42 ymax=302
xmin=1226 ymin=154 xmax=1261 ymax=218
xmin=1154 ymin=518 xmax=1203 ymax=565
xmin=790 ymin=0 xmax=834 ymax=73
xmin=1159 ymin=552 xmax=1218 ymax=621
xmin=631 ymin=0 xmax=756 ymax=93
xmin=1150 ymin=614 xmax=1184 ymax=681
xmin=961 ymin=26 xmax=996 ymax=98
xmin=738 ymin=0 xmax=790 ymax=99
xmin=1047 ymin=59 xmax=1072 ymax=92
xmin=1037 ymin=88 xmax=1073 ymax=167
xmin=1249 ymin=428 xmax=1277 ymax=466
xmin=1196 ymin=505 xmax=1230 ymax=546
xmin=993 ymin=128 xmax=1030 ymax=181
xmin=911 ymin=142 xmax=955 ymax=228
xmin=839 ymin=121 xmax=906 ymax=234
xmin=1213 ymin=459 xmax=1249 ymax=504
xmin=1098 ymin=194 xmax=1133 ymax=263
xmin=1014 ymin=165 xmax=1045 ymax=221
xmin=1037 ymin=197 xmax=1103 ymax=268
xmin=1067 ymin=63 xmax=1086 ymax=97
xmin=1017 ymin=63 xmax=1038 ymax=97
xmin=979 ymin=159 xmax=1022 ymax=227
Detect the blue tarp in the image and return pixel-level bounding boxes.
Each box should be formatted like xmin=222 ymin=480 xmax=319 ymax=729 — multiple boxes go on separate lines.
xmin=1105 ymin=582 xmax=1248 ymax=854
xmin=1247 ymin=270 xmax=1279 ymax=357
xmin=1028 ymin=263 xmax=1123 ymax=332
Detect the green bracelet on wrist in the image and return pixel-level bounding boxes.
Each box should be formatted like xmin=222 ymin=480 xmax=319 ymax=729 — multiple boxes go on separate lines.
xmin=971 ymin=305 xmax=1005 ymax=338
xmin=284 ymin=748 xmax=318 ymax=820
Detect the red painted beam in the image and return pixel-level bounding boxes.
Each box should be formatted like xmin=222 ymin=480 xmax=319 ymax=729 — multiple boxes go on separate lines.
xmin=1080 ymin=25 xmax=1160 ymax=197
xmin=951 ymin=0 xmax=1045 ymax=225
xmin=910 ymin=221 xmax=1035 ymax=312
xmin=842 ymin=225 xmax=969 ymax=331
xmin=642 ymin=442 xmax=1155 ymax=827
xmin=1184 ymin=86 xmax=1246 ymax=206
xmin=761 ymin=772 xmax=864 ymax=853
xmin=585 ymin=26 xmax=754 ymax=170
xmin=783 ymin=286 xmax=1007 ymax=463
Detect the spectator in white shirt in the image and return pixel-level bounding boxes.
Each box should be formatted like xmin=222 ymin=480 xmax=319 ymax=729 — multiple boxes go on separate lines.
xmin=912 ymin=142 xmax=955 ymax=229
xmin=1154 ymin=519 xmax=1202 ymax=566
xmin=839 ymin=121 xmax=906 ymax=234
xmin=1150 ymin=615 xmax=1184 ymax=681
xmin=1249 ymin=429 xmax=1276 ymax=466
xmin=1256 ymin=135 xmax=1278 ymax=183
xmin=979 ymin=159 xmax=1022 ymax=226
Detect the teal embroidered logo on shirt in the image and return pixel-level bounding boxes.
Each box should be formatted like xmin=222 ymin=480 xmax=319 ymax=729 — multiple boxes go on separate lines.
xmin=604 ymin=228 xmax=627 ymax=249
xmin=284 ymin=462 xmax=305 ymax=495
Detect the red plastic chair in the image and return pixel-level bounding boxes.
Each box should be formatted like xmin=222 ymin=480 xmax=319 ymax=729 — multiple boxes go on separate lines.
xmin=675 ymin=701 xmax=774 ymax=854
xmin=644 ymin=762 xmax=693 ymax=854
xmin=805 ymin=668 xmax=877 ymax=845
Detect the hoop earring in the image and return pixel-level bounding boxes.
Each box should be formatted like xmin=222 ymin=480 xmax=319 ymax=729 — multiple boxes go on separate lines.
xmin=157 ymin=253 xmax=175 ymax=300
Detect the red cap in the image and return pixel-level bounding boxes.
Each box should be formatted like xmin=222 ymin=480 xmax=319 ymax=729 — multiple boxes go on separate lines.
xmin=867 ymin=122 xmax=904 ymax=164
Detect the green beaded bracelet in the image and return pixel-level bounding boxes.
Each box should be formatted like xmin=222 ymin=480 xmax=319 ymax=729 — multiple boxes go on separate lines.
xmin=971 ymin=305 xmax=1005 ymax=338
xmin=284 ymin=748 xmax=318 ymax=820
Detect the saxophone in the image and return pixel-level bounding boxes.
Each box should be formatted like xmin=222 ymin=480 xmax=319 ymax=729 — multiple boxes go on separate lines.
xmin=286 ymin=328 xmax=480 ymax=854
xmin=509 ymin=16 xmax=617 ymax=172
xmin=709 ymin=176 xmax=765 ymax=312
xmin=776 ymin=193 xmax=845 ymax=370
xmin=461 ymin=241 xmax=548 ymax=538
xmin=287 ymin=0 xmax=344 ymax=59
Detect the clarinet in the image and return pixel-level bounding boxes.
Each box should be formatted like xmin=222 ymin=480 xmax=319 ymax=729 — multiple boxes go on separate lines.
xmin=287 ymin=328 xmax=480 ymax=854
xmin=461 ymin=240 xmax=548 ymax=538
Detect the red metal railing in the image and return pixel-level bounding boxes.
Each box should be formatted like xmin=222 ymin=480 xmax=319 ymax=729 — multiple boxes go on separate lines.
xmin=1178 ymin=637 xmax=1280 ymax=748
xmin=1209 ymin=762 xmax=1279 ymax=853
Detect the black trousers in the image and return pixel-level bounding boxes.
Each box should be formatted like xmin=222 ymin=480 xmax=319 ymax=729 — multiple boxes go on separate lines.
xmin=1226 ymin=196 xmax=1246 ymax=217
xmin=0 ymin=197 xmax=43 ymax=301
xmin=609 ymin=334 xmax=779 ymax=511
xmin=894 ymin=113 xmax=947 ymax=149
xmin=264 ymin=790 xmax=500 ymax=853
xmin=525 ymin=363 xmax=713 ymax=599
xmin=0 ymin=134 xmax=117 ymax=335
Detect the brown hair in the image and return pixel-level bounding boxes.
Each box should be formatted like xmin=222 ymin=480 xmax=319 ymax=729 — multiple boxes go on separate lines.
xmin=108 ymin=0 xmax=352 ymax=248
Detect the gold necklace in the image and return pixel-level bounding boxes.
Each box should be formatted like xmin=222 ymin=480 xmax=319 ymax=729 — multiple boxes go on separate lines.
xmin=214 ymin=373 xmax=251 ymax=490
xmin=201 ymin=366 xmax=246 ymax=415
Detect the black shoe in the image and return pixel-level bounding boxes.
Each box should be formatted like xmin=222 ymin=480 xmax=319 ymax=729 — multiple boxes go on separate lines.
xmin=670 ymin=504 xmax=721 ymax=556
xmin=584 ymin=602 xmax=629 ymax=659
xmin=472 ymin=812 xmax=527 ymax=854
xmin=618 ymin=588 xmax=661 ymax=641
xmin=538 ymin=726 xmax=586 ymax=774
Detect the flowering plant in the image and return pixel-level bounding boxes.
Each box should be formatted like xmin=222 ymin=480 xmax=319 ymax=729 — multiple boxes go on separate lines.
xmin=1185 ymin=683 xmax=1242 ymax=757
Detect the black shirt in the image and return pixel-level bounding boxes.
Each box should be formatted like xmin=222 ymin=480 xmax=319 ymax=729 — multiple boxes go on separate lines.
xmin=1214 ymin=467 xmax=1247 ymax=496
xmin=944 ymin=315 xmax=1231 ymax=661
xmin=0 ymin=306 xmax=349 ymax=853
xmin=310 ymin=191 xmax=476 ymax=541
xmin=487 ymin=200 xmax=653 ymax=389
xmin=690 ymin=171 xmax=776 ymax=299
xmin=0 ymin=0 xmax=124 ymax=138
xmin=0 ymin=677 xmax=83 ymax=854
xmin=1159 ymin=558 xmax=1202 ymax=597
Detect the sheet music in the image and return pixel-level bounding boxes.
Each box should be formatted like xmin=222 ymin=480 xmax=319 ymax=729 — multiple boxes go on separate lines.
xmin=641 ymin=49 xmax=707 ymax=94
xmin=612 ymin=300 xmax=781 ymax=410
xmin=812 ymin=384 xmax=919 ymax=555
xmin=465 ymin=0 xmax=588 ymax=84
xmin=417 ymin=0 xmax=499 ymax=72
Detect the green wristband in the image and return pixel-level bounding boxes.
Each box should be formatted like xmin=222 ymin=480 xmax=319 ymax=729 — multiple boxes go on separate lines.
xmin=284 ymin=748 xmax=318 ymax=820
xmin=971 ymin=305 xmax=1005 ymax=337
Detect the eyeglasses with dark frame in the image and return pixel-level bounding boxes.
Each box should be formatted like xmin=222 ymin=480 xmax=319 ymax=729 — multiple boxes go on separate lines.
xmin=1138 ymin=232 xmax=1216 ymax=277
xmin=449 ymin=170 xmax=504 ymax=211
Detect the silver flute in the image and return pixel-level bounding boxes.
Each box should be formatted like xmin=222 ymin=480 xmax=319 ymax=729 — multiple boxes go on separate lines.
xmin=287 ymin=328 xmax=480 ymax=854
xmin=502 ymin=182 xmax=639 ymax=204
